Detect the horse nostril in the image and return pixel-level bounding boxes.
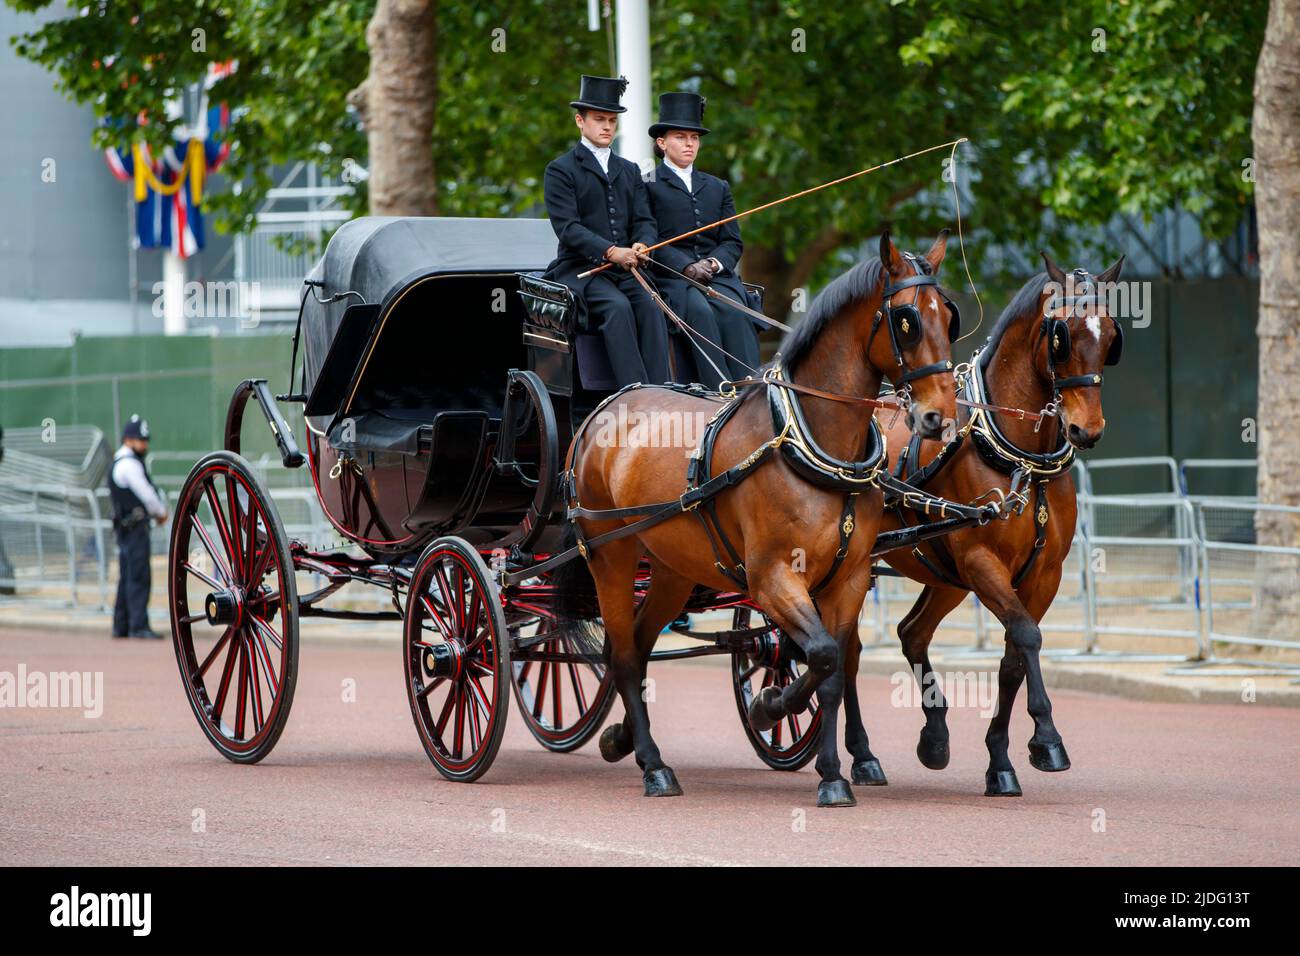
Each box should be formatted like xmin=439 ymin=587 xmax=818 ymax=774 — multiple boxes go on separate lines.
xmin=921 ymin=410 xmax=942 ymax=433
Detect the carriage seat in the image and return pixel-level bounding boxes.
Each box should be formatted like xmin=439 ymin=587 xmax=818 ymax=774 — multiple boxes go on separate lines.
xmin=572 ymin=282 xmax=767 ymax=392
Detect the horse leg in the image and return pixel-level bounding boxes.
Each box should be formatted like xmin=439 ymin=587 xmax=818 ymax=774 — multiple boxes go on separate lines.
xmin=963 ymin=552 xmax=1068 ymax=796
xmin=842 ymin=628 xmax=887 ymax=786
xmin=897 ymin=585 xmax=968 ymax=770
xmin=810 ymin=628 xmax=853 ymax=807
xmin=749 ymin=567 xmax=851 ymax=806
xmin=587 ymin=538 xmax=680 ymax=797
xmin=1018 ymin=565 xmax=1070 ymax=773
xmin=607 ymin=559 xmax=696 ymax=795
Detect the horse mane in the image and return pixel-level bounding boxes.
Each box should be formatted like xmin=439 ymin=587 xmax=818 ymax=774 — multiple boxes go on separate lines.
xmin=778 ymin=258 xmax=885 ymax=371
xmin=977 ymin=271 xmax=1049 ymax=369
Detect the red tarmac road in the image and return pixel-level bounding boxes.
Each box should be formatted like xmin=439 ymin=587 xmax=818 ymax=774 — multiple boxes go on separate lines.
xmin=1 ymin=626 xmax=1296 ymax=866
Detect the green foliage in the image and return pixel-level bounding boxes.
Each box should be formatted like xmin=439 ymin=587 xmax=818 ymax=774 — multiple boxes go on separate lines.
xmin=6 ymin=0 xmax=1265 ymax=282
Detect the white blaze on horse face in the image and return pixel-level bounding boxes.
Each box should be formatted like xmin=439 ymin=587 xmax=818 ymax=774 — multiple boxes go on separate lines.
xmin=928 ymin=299 xmax=939 ymax=314
xmin=1084 ymin=313 xmax=1102 ymax=341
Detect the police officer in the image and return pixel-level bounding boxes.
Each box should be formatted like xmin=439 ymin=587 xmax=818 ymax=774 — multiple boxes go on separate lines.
xmin=643 ymin=92 xmax=761 ymax=385
xmin=109 ymin=415 xmax=167 ymax=639
xmin=543 ymin=74 xmax=669 ymax=387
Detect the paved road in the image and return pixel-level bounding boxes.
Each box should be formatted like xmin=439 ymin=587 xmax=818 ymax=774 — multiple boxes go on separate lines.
xmin=1 ymin=626 xmax=1295 ymax=866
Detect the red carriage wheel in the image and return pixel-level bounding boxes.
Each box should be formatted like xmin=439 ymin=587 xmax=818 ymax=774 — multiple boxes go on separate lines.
xmin=404 ymin=537 xmax=510 ymax=782
xmin=168 ymin=451 xmax=299 ymax=763
xmin=511 ymin=617 xmax=616 ymax=753
xmin=731 ymin=607 xmax=823 ymax=771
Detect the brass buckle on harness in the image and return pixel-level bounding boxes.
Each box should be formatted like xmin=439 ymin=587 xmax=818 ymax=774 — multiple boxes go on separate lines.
xmin=718 ymin=380 xmax=737 ymax=400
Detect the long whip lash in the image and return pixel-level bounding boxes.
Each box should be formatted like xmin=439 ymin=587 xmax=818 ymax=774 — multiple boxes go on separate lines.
xmin=948 ymin=139 xmax=985 ymax=344
xmin=577 ymin=137 xmax=970 ymax=280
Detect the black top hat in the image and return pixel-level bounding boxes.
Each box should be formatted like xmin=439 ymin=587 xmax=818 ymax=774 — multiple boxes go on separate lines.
xmin=122 ymin=414 xmax=151 ymax=441
xmin=649 ymin=92 xmax=709 ymax=138
xmin=570 ymin=75 xmax=629 ymax=114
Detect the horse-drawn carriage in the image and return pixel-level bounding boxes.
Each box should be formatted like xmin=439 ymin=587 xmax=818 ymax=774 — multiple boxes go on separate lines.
xmin=167 ymin=216 xmax=833 ymax=780
xmin=169 ymin=213 xmax=1119 ymax=804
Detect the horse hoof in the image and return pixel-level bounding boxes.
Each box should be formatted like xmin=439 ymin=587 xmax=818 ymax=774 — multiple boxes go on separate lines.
xmin=985 ymin=769 xmax=1022 ymax=796
xmin=916 ymin=732 xmax=950 ymax=770
xmin=599 ymin=724 xmax=633 ymax=764
xmin=1028 ymin=740 xmax=1071 ymax=772
xmin=817 ymin=778 xmax=857 ymax=808
xmin=747 ymin=685 xmax=783 ymax=733
xmin=851 ymin=758 xmax=888 ymax=786
xmin=643 ymin=767 xmax=683 ymax=797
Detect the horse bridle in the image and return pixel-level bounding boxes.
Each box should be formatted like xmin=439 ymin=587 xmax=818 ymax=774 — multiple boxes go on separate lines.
xmin=869 ymin=252 xmax=961 ymax=406
xmin=1036 ymin=268 xmax=1124 ymax=426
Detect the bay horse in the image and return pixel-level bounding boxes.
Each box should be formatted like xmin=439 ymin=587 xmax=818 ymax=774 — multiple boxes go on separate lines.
xmin=842 ymin=252 xmax=1125 ymax=796
xmin=559 ymin=231 xmax=961 ymax=806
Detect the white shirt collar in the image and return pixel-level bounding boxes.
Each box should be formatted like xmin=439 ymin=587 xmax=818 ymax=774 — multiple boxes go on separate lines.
xmin=580 ymin=136 xmax=611 ymax=173
xmin=664 ymin=156 xmax=693 ymax=190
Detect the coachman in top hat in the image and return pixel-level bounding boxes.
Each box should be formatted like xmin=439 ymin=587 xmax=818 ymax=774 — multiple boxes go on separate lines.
xmin=643 ymin=91 xmax=761 ymax=387
xmin=542 ymin=75 xmax=669 ymax=387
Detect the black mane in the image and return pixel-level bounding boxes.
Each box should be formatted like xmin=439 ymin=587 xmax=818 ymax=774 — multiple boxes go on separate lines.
xmin=978 ymin=272 xmax=1049 ymax=368
xmin=778 ymin=258 xmax=885 ymax=370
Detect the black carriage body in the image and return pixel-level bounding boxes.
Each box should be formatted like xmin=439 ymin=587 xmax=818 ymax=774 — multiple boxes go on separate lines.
xmin=298 ymin=217 xmax=583 ymax=558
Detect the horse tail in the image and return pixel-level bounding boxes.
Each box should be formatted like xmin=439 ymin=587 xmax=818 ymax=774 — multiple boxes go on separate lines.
xmin=548 ymin=522 xmax=608 ymax=665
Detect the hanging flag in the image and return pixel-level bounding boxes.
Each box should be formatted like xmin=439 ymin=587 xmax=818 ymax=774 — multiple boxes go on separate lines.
xmin=101 ymin=66 xmax=232 ymax=259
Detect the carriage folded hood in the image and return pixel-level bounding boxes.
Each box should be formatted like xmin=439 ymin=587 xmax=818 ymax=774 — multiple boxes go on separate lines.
xmin=301 ymin=216 xmax=559 ymax=424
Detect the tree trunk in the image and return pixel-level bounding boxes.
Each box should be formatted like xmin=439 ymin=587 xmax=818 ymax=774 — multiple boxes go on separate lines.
xmin=348 ymin=0 xmax=438 ymax=216
xmin=1251 ymin=0 xmax=1300 ymax=640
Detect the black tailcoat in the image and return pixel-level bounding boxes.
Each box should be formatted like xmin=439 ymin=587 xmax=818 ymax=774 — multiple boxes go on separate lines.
xmin=543 ymin=145 xmax=657 ymax=302
xmin=643 ymin=163 xmax=755 ymax=326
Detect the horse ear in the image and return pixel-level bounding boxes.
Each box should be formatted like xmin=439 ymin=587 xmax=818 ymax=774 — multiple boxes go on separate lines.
xmin=1097 ymin=254 xmax=1126 ymax=284
xmin=1040 ymin=250 xmax=1068 ymax=286
xmin=880 ymin=230 xmax=905 ymax=274
xmin=924 ymin=228 xmax=950 ymax=273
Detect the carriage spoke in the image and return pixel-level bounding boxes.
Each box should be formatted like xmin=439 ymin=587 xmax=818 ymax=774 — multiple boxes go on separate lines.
xmin=464 ymin=678 xmax=485 ymax=751
xmin=246 ymin=536 xmax=273 ymax=593
xmin=225 ymin=477 xmax=245 ymax=581
xmin=420 ymin=595 xmax=453 ymax=639
xmin=248 ymin=633 xmax=266 ymax=734
xmin=433 ymin=683 xmax=457 ymax=738
xmin=416 ymin=676 xmax=445 ymax=700
xmin=250 ymin=622 xmax=280 ymax=693
xmin=431 ymin=565 xmax=459 ymax=638
xmin=551 ymin=662 xmax=563 ymax=728
xmin=452 ymin=684 xmax=466 ymax=759
xmin=196 ymin=627 xmax=234 ymax=679
xmin=234 ymin=634 xmax=250 ymax=740
xmin=203 ymin=480 xmax=240 ymax=581
xmin=179 ymin=612 xmax=207 ymax=625
xmin=248 ymin=613 xmax=283 ymax=652
xmin=211 ymin=627 xmax=241 ymax=719
xmin=243 ymin=498 xmax=259 ymax=588
xmin=532 ymin=654 xmax=550 ymax=720
xmin=188 ymin=515 xmax=232 ymax=586
xmin=566 ymin=659 xmax=589 ymax=714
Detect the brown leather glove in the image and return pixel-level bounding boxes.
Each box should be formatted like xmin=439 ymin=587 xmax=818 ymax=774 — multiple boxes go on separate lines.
xmin=605 ymin=246 xmax=641 ymax=270
xmin=631 ymin=242 xmax=651 ymax=264
xmin=683 ymin=259 xmax=715 ymax=282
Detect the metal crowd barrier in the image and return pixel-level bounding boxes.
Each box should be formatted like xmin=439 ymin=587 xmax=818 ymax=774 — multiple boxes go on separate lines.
xmin=4 ymin=451 xmax=1300 ymax=667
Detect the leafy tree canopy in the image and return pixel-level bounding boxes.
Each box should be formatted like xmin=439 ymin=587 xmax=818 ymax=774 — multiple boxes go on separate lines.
xmin=7 ymin=0 xmax=1263 ymax=288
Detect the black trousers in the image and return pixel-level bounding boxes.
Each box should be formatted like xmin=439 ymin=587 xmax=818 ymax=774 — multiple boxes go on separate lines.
xmin=113 ymin=521 xmax=151 ymax=635
xmin=667 ymin=282 xmax=762 ymax=386
xmin=585 ymin=271 xmax=670 ymax=387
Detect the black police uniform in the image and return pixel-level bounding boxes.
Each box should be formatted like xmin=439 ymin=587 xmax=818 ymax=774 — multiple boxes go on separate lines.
xmin=543 ymin=76 xmax=670 ymax=387
xmin=109 ymin=442 xmax=160 ymax=637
